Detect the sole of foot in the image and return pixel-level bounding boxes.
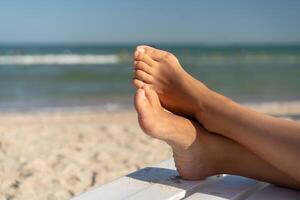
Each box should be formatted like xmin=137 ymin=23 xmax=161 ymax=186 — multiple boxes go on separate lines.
xmin=134 ymin=86 xmax=221 ymax=180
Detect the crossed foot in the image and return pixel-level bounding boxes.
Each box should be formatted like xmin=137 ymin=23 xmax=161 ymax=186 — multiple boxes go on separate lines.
xmin=134 ymin=86 xmax=216 ymax=179
xmin=134 ymin=86 xmax=300 ymax=189
xmin=134 ymin=84 xmax=237 ymax=179
xmin=132 ymin=45 xmax=231 ymax=180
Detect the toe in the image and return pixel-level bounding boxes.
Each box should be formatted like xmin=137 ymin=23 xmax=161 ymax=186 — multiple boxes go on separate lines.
xmin=144 ymin=86 xmax=161 ymax=109
xmin=134 ymin=51 xmax=157 ymax=67
xmin=136 ymin=45 xmax=146 ymax=53
xmin=132 ymin=78 xmax=145 ymax=88
xmin=134 ymin=88 xmax=162 ymax=139
xmin=134 ymin=89 xmax=152 ymax=119
xmin=137 ymin=45 xmax=168 ymax=61
xmin=134 ymin=69 xmax=153 ymax=84
xmin=134 ymin=61 xmax=153 ymax=75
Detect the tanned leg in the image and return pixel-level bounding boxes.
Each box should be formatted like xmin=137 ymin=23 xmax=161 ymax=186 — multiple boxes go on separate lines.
xmin=134 ymin=86 xmax=300 ymax=189
xmin=133 ymin=45 xmax=300 ymax=183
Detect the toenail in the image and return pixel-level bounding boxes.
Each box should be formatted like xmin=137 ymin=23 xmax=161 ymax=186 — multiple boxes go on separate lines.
xmin=137 ymin=47 xmax=145 ymax=53
xmin=134 ymin=51 xmax=139 ymax=57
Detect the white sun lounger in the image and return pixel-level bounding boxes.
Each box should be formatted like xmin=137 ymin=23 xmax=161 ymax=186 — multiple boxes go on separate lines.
xmin=72 ymin=159 xmax=300 ymax=200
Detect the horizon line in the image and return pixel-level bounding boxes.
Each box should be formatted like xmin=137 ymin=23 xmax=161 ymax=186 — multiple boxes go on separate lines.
xmin=1 ymin=41 xmax=300 ymax=47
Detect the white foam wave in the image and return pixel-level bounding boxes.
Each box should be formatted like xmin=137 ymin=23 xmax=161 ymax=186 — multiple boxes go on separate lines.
xmin=0 ymin=54 xmax=120 ymax=65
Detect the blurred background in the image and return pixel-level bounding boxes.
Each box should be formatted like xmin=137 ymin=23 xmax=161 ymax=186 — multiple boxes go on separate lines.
xmin=0 ymin=0 xmax=300 ymax=112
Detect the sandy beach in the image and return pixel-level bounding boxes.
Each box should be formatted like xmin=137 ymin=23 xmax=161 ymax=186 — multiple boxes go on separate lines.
xmin=1 ymin=102 xmax=300 ymax=200
xmin=0 ymin=110 xmax=172 ymax=200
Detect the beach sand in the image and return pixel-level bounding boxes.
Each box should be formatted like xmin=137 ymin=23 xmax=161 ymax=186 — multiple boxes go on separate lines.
xmin=1 ymin=102 xmax=300 ymax=200
xmin=0 ymin=111 xmax=171 ymax=200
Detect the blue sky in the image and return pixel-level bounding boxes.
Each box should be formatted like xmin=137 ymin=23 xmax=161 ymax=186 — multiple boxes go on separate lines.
xmin=0 ymin=0 xmax=299 ymax=44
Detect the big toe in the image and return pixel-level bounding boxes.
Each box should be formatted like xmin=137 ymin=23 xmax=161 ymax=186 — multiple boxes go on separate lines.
xmin=137 ymin=45 xmax=167 ymax=61
xmin=144 ymin=86 xmax=161 ymax=110
xmin=135 ymin=88 xmax=162 ymax=137
xmin=134 ymin=89 xmax=152 ymax=120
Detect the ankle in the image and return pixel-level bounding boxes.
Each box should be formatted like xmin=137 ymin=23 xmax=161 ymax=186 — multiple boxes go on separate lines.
xmin=180 ymin=77 xmax=212 ymax=117
xmin=192 ymin=85 xmax=215 ymax=118
xmin=195 ymin=89 xmax=234 ymax=134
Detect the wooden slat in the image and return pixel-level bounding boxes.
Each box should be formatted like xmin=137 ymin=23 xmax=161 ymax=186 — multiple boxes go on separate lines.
xmin=184 ymin=175 xmax=268 ymax=200
xmin=72 ymin=159 xmax=300 ymax=200
xmin=71 ymin=159 xmax=222 ymax=200
xmin=245 ymin=184 xmax=300 ymax=200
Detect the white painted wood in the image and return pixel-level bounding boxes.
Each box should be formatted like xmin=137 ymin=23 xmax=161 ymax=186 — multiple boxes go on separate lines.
xmin=185 ymin=175 xmax=268 ymax=200
xmin=71 ymin=159 xmax=222 ymax=200
xmin=245 ymin=184 xmax=300 ymax=200
xmin=72 ymin=158 xmax=300 ymax=200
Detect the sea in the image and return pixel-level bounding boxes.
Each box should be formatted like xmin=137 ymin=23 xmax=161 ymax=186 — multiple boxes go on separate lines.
xmin=0 ymin=44 xmax=299 ymax=112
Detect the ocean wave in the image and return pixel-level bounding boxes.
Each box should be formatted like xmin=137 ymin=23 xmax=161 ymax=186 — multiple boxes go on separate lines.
xmin=181 ymin=54 xmax=300 ymax=65
xmin=0 ymin=54 xmax=120 ymax=65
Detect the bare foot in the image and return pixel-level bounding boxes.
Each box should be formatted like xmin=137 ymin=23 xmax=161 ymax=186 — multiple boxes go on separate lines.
xmin=134 ymin=87 xmax=300 ymax=188
xmin=134 ymin=86 xmax=221 ymax=179
xmin=132 ymin=45 xmax=211 ymax=117
xmin=135 ymin=87 xmax=300 ymax=189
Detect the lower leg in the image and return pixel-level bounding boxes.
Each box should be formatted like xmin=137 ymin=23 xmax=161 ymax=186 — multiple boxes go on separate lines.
xmin=196 ymin=91 xmax=300 ymax=182
xmin=201 ymin=127 xmax=300 ymax=190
